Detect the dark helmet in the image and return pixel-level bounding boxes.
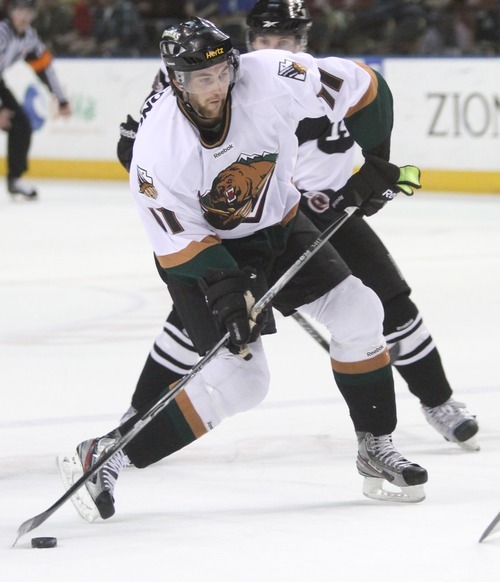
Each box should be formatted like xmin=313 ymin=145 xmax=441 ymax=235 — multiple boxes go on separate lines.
xmin=6 ymin=0 xmax=36 ymax=12
xmin=7 ymin=0 xmax=36 ymax=9
xmin=160 ymin=17 xmax=239 ymax=74
xmin=246 ymin=0 xmax=312 ymax=51
xmin=160 ymin=17 xmax=240 ymax=117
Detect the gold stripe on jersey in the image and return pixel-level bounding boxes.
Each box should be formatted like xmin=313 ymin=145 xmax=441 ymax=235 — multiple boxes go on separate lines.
xmin=174 ymin=390 xmax=208 ymax=439
xmin=331 ymin=349 xmax=391 ymax=374
xmin=156 ymin=235 xmax=221 ymax=269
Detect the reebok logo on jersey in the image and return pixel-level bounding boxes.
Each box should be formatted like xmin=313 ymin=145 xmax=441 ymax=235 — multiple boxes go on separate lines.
xmin=213 ymin=144 xmax=234 ymax=158
xmin=278 ymin=59 xmax=307 ymax=81
xmin=206 ymin=47 xmax=224 ymax=60
xmin=382 ymin=189 xmax=398 ymax=199
xmin=366 ymin=345 xmax=384 ymax=357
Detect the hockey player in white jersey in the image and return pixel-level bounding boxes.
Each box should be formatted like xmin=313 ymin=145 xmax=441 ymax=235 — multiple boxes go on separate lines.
xmin=118 ymin=0 xmax=478 ymax=453
xmin=0 ymin=0 xmax=71 ymax=199
xmin=249 ymin=0 xmax=479 ymax=450
xmin=59 ymin=17 xmax=428 ymax=523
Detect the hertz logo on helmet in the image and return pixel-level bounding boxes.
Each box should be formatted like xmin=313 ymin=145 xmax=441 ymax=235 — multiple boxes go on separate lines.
xmin=206 ymin=47 xmax=225 ymax=59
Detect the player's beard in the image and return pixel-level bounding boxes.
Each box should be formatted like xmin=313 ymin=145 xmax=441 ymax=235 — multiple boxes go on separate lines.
xmin=190 ymin=93 xmax=226 ymax=124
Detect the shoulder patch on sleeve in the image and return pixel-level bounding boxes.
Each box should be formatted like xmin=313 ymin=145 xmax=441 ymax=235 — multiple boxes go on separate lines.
xmin=278 ymin=59 xmax=307 ymax=81
xmin=137 ymin=166 xmax=158 ymax=200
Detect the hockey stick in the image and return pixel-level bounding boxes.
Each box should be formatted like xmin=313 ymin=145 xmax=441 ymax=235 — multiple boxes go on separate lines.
xmin=13 ymin=206 xmax=357 ymax=546
xmin=291 ymin=312 xmax=329 ymax=352
xmin=479 ymin=511 xmax=500 ymax=543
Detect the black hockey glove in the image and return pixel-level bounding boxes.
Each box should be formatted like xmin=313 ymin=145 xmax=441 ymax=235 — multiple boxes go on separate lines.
xmin=117 ymin=114 xmax=139 ymax=172
xmin=330 ymin=155 xmax=421 ymax=217
xmin=199 ymin=267 xmax=263 ymax=360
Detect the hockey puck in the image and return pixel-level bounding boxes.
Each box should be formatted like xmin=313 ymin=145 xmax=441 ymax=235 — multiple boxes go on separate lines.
xmin=31 ymin=537 xmax=57 ymax=549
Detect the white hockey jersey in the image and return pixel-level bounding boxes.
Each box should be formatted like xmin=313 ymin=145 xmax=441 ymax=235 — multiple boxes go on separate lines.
xmin=293 ymin=119 xmax=355 ymax=193
xmin=293 ymin=57 xmax=359 ymax=193
xmin=130 ymin=49 xmax=371 ymax=264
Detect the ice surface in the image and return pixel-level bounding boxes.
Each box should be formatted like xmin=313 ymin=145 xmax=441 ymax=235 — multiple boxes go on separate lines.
xmin=1 ymin=181 xmax=500 ymax=581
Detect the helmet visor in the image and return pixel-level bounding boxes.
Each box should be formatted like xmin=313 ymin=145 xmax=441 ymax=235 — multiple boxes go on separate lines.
xmin=175 ymin=61 xmax=236 ymax=95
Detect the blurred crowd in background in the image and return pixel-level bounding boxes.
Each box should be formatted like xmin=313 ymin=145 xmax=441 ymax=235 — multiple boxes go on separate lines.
xmin=7 ymin=0 xmax=500 ymax=57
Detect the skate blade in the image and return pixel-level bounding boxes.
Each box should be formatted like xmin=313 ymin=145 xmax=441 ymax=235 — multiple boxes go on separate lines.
xmin=56 ymin=453 xmax=101 ymax=523
xmin=457 ymin=436 xmax=480 ymax=452
xmin=362 ymin=477 xmax=426 ymax=503
xmin=9 ymin=192 xmax=38 ymax=202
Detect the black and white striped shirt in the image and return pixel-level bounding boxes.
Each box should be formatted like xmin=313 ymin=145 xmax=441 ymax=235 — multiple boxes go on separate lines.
xmin=0 ymin=18 xmax=67 ymax=104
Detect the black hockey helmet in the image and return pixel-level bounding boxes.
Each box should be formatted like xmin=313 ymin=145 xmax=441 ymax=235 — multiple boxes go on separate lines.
xmin=246 ymin=0 xmax=312 ymax=51
xmin=160 ymin=17 xmax=239 ymax=75
xmin=160 ymin=17 xmax=239 ymax=118
xmin=7 ymin=0 xmax=36 ymax=10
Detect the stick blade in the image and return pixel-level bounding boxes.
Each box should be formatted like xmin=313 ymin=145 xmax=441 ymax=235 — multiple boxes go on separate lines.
xmin=479 ymin=511 xmax=500 ymax=543
xmin=12 ymin=510 xmax=52 ymax=547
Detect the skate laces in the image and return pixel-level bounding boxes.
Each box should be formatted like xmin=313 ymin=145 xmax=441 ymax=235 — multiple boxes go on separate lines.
xmin=101 ymin=450 xmax=127 ymax=493
xmin=82 ymin=435 xmax=128 ymax=493
xmin=424 ymin=399 xmax=469 ymax=426
xmin=366 ymin=434 xmax=413 ymax=471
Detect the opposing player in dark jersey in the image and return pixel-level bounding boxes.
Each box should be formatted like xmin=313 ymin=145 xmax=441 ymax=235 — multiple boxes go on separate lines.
xmin=0 ymin=0 xmax=71 ymax=200
xmin=58 ymin=17 xmax=427 ymax=524
xmin=117 ymin=0 xmax=479 ymax=454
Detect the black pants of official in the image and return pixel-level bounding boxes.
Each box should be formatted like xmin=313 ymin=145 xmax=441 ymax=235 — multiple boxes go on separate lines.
xmin=0 ymin=81 xmax=32 ymax=180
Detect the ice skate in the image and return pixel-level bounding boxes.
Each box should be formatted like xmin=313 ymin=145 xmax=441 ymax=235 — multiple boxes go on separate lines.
xmin=8 ymin=178 xmax=38 ymax=200
xmin=356 ymin=432 xmax=428 ymax=503
xmin=117 ymin=406 xmax=137 ymax=468
xmin=422 ymin=398 xmax=479 ymax=451
xmin=57 ymin=430 xmax=128 ymax=523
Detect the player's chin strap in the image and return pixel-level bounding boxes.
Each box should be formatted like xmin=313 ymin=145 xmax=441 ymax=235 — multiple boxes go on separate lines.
xmin=12 ymin=206 xmax=357 ymax=547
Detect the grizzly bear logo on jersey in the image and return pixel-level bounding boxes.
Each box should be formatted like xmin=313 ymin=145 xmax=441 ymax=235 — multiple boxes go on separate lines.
xmin=199 ymin=152 xmax=277 ymax=230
